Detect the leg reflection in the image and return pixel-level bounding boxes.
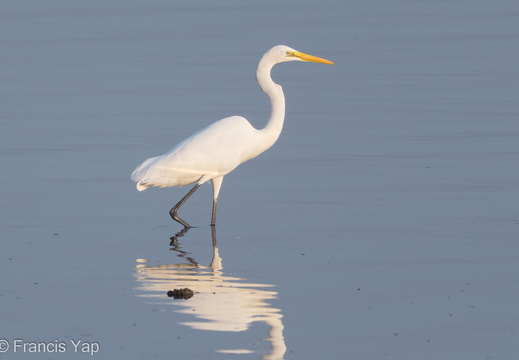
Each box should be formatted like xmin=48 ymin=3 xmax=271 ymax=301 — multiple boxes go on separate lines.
xmin=135 ymin=226 xmax=286 ymax=360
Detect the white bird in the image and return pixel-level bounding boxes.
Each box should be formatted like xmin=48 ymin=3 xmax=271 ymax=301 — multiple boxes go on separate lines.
xmin=132 ymin=45 xmax=334 ymax=228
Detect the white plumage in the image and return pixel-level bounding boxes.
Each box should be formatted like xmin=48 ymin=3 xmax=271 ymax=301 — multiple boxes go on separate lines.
xmin=131 ymin=45 xmax=334 ymax=227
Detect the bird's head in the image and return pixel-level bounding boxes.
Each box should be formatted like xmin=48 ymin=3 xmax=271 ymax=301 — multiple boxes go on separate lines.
xmin=266 ymin=45 xmax=335 ymax=65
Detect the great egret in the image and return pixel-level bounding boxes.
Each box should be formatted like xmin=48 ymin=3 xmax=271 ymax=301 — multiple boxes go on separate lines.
xmin=132 ymin=45 xmax=334 ymax=228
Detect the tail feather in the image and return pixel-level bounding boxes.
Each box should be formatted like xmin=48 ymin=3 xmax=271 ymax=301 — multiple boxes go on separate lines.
xmin=131 ymin=153 xmax=210 ymax=190
xmin=136 ymin=181 xmax=149 ymax=191
xmin=131 ymin=157 xmax=159 ymax=191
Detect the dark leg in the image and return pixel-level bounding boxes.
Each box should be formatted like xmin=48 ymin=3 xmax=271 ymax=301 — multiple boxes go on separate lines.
xmin=210 ymin=198 xmax=217 ymax=226
xmin=210 ymin=225 xmax=217 ymax=247
xmin=170 ymin=184 xmax=201 ymax=228
xmin=210 ymin=177 xmax=223 ymax=227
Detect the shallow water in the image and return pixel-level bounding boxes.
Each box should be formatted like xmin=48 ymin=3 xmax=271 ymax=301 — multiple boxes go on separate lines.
xmin=1 ymin=0 xmax=519 ymax=359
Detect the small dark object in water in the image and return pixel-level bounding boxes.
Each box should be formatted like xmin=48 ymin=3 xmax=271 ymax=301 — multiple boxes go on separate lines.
xmin=167 ymin=288 xmax=194 ymax=300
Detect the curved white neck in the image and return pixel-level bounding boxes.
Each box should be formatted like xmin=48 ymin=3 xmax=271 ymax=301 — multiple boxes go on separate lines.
xmin=256 ymin=58 xmax=286 ymax=145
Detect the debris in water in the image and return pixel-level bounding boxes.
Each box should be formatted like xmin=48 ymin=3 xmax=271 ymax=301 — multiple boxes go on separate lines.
xmin=167 ymin=288 xmax=194 ymax=300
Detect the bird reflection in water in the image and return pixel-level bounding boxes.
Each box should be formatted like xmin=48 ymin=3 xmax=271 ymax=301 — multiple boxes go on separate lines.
xmin=134 ymin=227 xmax=286 ymax=360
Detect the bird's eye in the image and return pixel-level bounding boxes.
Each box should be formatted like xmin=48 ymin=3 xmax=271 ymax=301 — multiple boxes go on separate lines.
xmin=286 ymin=51 xmax=291 ymax=56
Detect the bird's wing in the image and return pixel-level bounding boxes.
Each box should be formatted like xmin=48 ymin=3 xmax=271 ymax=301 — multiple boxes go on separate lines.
xmin=132 ymin=116 xmax=257 ymax=190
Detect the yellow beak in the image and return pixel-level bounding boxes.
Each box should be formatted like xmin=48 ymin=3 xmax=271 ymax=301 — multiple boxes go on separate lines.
xmin=292 ymin=51 xmax=335 ymax=65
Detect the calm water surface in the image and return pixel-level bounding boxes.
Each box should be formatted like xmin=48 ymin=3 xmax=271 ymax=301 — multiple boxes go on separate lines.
xmin=1 ymin=0 xmax=518 ymax=359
